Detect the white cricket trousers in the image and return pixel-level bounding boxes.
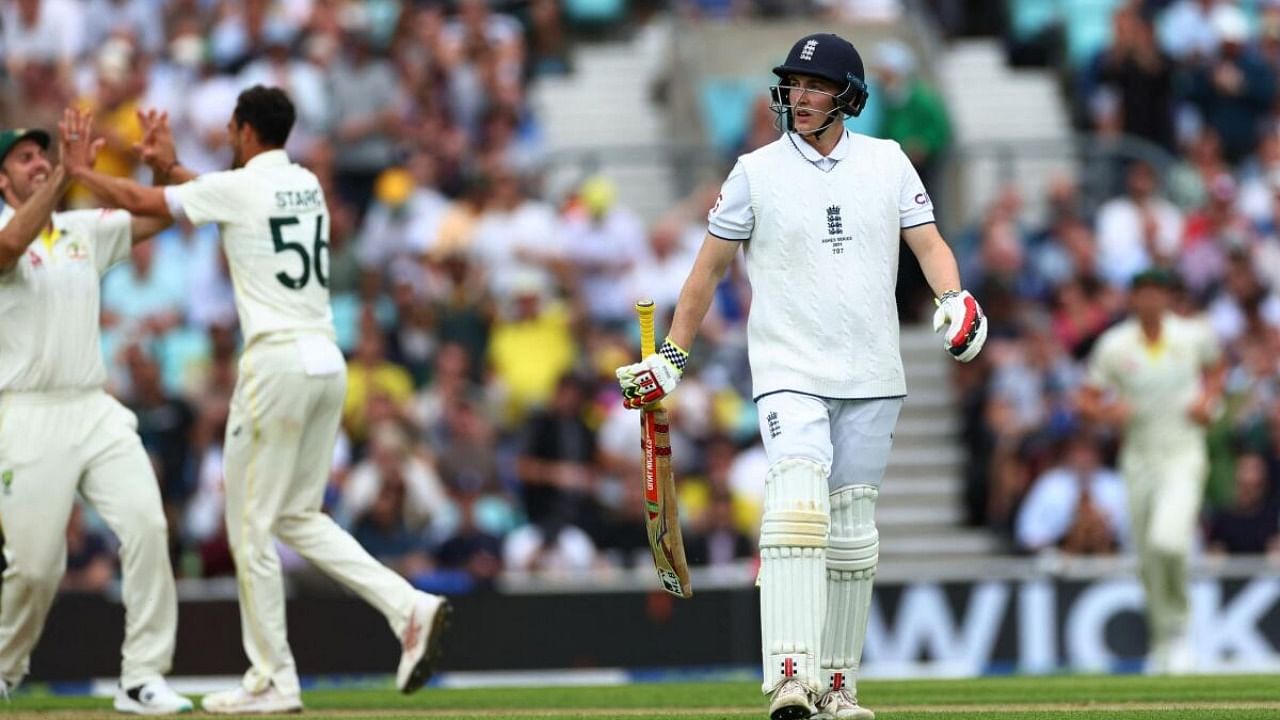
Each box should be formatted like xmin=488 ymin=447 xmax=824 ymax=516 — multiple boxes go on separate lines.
xmin=225 ymin=336 xmax=419 ymax=696
xmin=0 ymin=390 xmax=176 ymax=688
xmin=1121 ymin=442 xmax=1207 ymax=652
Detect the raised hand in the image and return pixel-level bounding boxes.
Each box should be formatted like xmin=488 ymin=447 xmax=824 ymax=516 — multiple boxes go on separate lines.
xmin=134 ymin=108 xmax=177 ymax=174
xmin=58 ymin=107 xmax=104 ymax=177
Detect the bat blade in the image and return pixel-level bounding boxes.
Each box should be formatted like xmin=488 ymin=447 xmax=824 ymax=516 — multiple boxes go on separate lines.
xmin=641 ymin=404 xmax=692 ymax=598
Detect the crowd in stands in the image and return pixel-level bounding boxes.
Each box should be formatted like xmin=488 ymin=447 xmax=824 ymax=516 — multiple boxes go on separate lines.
xmin=5 ymin=0 xmax=1279 ymax=597
xmin=967 ymin=0 xmax=1280 ymax=559
xmin=2 ymin=0 xmax=771 ymax=594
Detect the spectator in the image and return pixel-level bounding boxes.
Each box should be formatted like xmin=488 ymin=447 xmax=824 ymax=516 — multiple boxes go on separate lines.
xmin=63 ymin=504 xmax=115 ymax=592
xmin=561 ymin=175 xmax=647 ymax=329
xmin=101 ymin=240 xmax=187 ymax=363
xmin=356 ymin=161 xmax=448 ymax=274
xmin=487 ymin=271 xmax=576 ymax=424
xmin=124 ymin=346 xmax=197 ymax=512
xmin=435 ymin=491 xmax=504 ymax=588
xmin=625 ymin=216 xmax=699 ymax=313
xmin=1095 ymin=160 xmax=1184 ymax=289
xmin=873 ymin=40 xmax=951 ymax=189
xmin=340 ymin=421 xmax=453 ymax=542
xmin=1185 ymin=6 xmax=1275 ymax=165
xmin=515 ymin=374 xmax=598 ymax=529
xmin=1 ymin=0 xmax=84 ymax=81
xmin=1206 ymin=452 xmax=1279 ymax=554
xmin=343 ymin=315 xmax=416 ymax=446
xmin=238 ymin=20 xmax=332 ymax=162
xmin=1014 ymin=432 xmax=1128 ymax=554
xmin=684 ymin=492 xmax=755 ymax=566
xmin=1095 ymin=5 xmax=1176 ymax=152
xmin=350 ymin=474 xmax=435 ymax=578
xmin=469 ymin=164 xmax=561 ymax=305
xmin=328 ymin=4 xmax=403 ymax=214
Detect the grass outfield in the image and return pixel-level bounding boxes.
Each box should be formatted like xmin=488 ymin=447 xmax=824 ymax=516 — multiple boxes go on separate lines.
xmin=6 ymin=674 xmax=1280 ymax=719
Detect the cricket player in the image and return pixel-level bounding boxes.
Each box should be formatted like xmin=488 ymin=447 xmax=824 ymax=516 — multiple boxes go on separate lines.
xmin=62 ymin=87 xmax=449 ymax=713
xmin=617 ymin=33 xmax=986 ymax=720
xmin=1079 ymin=268 xmax=1224 ymax=674
xmin=0 ymin=117 xmax=192 ymax=713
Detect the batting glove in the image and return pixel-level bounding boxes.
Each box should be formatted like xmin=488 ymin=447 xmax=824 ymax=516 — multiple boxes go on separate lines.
xmin=933 ymin=290 xmax=987 ymax=363
xmin=616 ymin=338 xmax=689 ymax=409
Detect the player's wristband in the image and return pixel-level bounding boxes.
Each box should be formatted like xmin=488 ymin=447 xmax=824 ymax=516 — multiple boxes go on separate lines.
xmin=659 ymin=337 xmax=689 ymax=374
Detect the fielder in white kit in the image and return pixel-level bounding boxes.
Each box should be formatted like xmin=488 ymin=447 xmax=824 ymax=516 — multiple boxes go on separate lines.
xmin=0 ymin=117 xmax=192 ymax=713
xmin=63 ymin=88 xmax=448 ymax=713
xmin=1079 ymin=268 xmax=1224 ymax=674
xmin=616 ymin=34 xmax=987 ymax=720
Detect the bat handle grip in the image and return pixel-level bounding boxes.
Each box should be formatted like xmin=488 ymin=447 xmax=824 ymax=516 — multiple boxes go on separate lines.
xmin=636 ymin=300 xmax=656 ymax=357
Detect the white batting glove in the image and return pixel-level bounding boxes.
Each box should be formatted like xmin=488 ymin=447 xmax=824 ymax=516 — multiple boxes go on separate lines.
xmin=616 ymin=338 xmax=689 ymax=409
xmin=932 ymin=290 xmax=987 ymax=362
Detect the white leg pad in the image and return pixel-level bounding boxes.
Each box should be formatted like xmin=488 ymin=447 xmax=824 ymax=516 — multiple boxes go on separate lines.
xmin=759 ymin=458 xmax=830 ymax=694
xmin=821 ymin=485 xmax=878 ymax=692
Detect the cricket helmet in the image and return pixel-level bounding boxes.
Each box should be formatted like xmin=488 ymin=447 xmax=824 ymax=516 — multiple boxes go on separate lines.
xmin=771 ymin=33 xmax=869 ymax=118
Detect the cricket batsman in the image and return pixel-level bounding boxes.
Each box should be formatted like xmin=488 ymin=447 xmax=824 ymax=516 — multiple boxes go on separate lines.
xmin=63 ymin=87 xmax=448 ymax=713
xmin=0 ymin=115 xmax=191 ymax=712
xmin=616 ymin=33 xmax=987 ymax=720
xmin=1079 ymin=268 xmax=1224 ymax=674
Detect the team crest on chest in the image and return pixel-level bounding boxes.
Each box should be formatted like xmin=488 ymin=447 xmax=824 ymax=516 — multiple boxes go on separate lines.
xmin=822 ymin=204 xmax=850 ymax=255
xmin=65 ymin=240 xmax=89 ymax=261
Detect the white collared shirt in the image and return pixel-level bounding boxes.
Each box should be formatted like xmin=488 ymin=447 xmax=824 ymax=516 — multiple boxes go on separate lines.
xmin=165 ymin=149 xmax=335 ymax=344
xmin=708 ymin=130 xmax=933 ymax=240
xmin=0 ymin=206 xmax=133 ymax=391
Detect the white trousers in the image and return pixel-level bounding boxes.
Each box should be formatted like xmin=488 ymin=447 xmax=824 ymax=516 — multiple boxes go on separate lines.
xmin=0 ymin=390 xmax=176 ymax=688
xmin=755 ymin=393 xmax=903 ymax=489
xmin=224 ymin=337 xmax=419 ymax=696
xmin=1121 ymin=443 xmax=1207 ymax=651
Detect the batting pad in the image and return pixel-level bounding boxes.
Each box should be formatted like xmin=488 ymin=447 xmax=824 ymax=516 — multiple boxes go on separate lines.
xmin=822 ymin=484 xmax=878 ymax=692
xmin=759 ymin=458 xmax=829 ymax=694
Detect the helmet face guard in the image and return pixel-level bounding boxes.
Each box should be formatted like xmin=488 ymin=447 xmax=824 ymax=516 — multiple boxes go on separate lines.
xmin=768 ymin=73 xmax=868 ymax=136
xmin=769 ymin=33 xmax=870 ymax=136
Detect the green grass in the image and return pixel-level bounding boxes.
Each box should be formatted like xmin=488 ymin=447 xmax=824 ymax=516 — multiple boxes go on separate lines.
xmin=6 ymin=674 xmax=1280 ymax=719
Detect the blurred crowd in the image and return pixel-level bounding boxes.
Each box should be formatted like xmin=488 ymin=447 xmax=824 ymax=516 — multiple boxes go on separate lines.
xmin=965 ymin=0 xmax=1280 ymax=560
xmin=12 ymin=0 xmax=1280 ymax=599
xmin=0 ymin=0 xmax=793 ymax=594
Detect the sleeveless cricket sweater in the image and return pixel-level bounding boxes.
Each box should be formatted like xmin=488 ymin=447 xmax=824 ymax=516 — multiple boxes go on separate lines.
xmin=737 ymin=134 xmax=908 ymax=400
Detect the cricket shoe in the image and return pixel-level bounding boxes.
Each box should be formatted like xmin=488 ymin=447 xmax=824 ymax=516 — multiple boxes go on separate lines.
xmin=814 ymin=687 xmax=874 ymax=720
xmin=113 ymin=680 xmax=193 ymax=715
xmin=201 ymin=684 xmax=302 ymax=714
xmin=768 ymin=678 xmax=816 ymax=720
xmin=396 ymin=591 xmax=451 ymax=694
xmin=1166 ymin=633 xmax=1195 ymax=675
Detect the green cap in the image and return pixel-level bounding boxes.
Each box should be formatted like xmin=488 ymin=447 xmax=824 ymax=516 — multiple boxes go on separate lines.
xmin=1130 ymin=267 xmax=1179 ymax=290
xmin=0 ymin=128 xmax=52 ymax=166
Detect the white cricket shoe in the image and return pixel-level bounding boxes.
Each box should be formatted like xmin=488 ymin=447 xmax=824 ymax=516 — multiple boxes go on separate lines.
xmin=113 ymin=680 xmax=193 ymax=715
xmin=201 ymin=684 xmax=302 ymax=714
xmin=1166 ymin=633 xmax=1195 ymax=675
xmin=396 ymin=591 xmax=451 ymax=694
xmin=814 ymin=687 xmax=874 ymax=719
xmin=768 ymin=678 xmax=816 ymax=720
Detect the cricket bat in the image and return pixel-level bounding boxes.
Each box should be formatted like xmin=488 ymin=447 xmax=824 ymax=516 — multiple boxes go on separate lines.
xmin=635 ymin=300 xmax=693 ymax=599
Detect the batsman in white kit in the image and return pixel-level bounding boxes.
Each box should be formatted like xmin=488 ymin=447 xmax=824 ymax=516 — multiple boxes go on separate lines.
xmin=64 ymin=87 xmax=449 ymax=713
xmin=0 ymin=117 xmax=192 ymax=712
xmin=616 ymin=34 xmax=987 ymax=720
